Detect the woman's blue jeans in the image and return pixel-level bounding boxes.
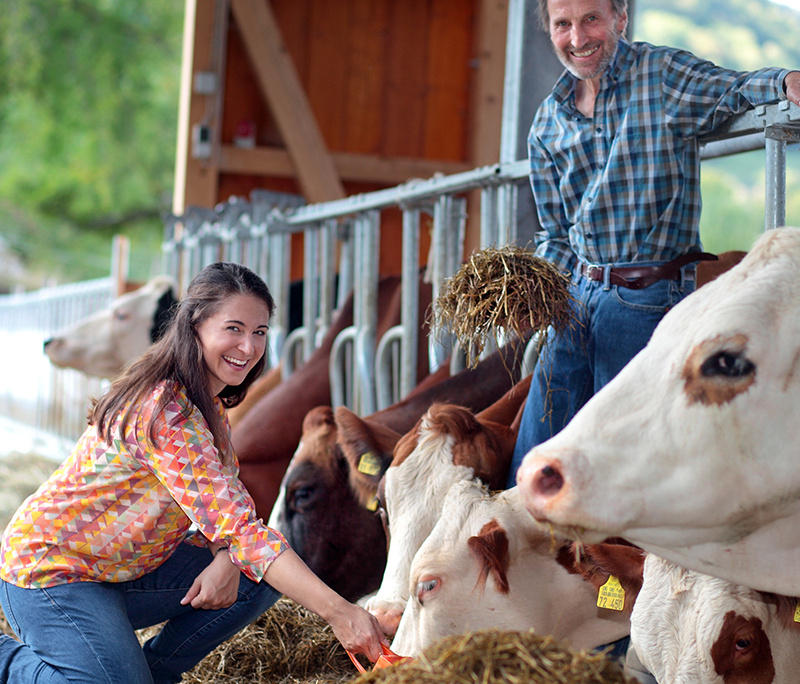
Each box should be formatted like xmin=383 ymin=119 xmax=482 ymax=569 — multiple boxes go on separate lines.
xmin=0 ymin=541 xmax=281 ymax=684
xmin=507 ymin=263 xmax=695 ymax=487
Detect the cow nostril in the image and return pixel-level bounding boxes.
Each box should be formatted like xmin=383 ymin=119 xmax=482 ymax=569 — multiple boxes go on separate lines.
xmin=534 ymin=463 xmax=564 ymax=497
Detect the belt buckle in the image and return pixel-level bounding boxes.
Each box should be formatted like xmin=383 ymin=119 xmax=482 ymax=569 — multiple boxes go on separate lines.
xmin=585 ymin=264 xmax=603 ymax=281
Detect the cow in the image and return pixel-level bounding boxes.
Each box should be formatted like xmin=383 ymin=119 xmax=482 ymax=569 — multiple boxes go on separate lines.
xmin=516 ymin=227 xmax=800 ymax=597
xmin=267 ymin=343 xmax=530 ymax=602
xmin=571 ymin=545 xmax=800 ymax=684
xmin=232 ymin=274 xmax=435 ymax=519
xmin=43 ymin=276 xmax=177 ymax=378
xmin=364 ymin=373 xmax=531 ymax=634
xmin=389 ymin=479 xmax=631 ymax=656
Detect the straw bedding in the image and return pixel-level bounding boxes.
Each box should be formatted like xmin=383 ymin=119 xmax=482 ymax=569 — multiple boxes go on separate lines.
xmin=1 ymin=600 xmax=631 ymax=683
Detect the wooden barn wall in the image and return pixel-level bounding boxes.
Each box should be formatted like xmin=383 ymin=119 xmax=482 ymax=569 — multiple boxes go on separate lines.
xmin=182 ymin=0 xmax=500 ymax=280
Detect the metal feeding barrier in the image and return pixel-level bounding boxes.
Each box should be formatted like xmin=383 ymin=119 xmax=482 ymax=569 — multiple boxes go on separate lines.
xmin=162 ymin=101 xmax=800 ymax=417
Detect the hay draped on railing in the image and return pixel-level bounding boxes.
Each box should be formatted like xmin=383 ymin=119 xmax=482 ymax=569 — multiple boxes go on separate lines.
xmin=430 ymin=246 xmax=574 ymax=369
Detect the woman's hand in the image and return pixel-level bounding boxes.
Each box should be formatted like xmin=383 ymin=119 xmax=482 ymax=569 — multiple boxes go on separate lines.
xmin=262 ymin=548 xmax=389 ymax=662
xmin=181 ymin=548 xmax=240 ymax=610
xmin=325 ymin=601 xmax=388 ymax=662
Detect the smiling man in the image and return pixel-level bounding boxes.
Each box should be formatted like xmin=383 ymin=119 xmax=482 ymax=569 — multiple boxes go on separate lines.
xmin=508 ymin=0 xmax=800 ymax=488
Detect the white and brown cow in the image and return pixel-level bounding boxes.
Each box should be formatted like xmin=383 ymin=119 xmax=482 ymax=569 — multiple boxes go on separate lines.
xmin=517 ymin=227 xmax=800 ymax=597
xmin=43 ymin=276 xmax=176 ymax=378
xmin=390 ymin=480 xmax=632 ymax=656
xmin=575 ymin=546 xmax=800 ymax=684
xmin=365 ymin=374 xmax=531 ymax=634
xmin=267 ymin=351 xmax=529 ymax=603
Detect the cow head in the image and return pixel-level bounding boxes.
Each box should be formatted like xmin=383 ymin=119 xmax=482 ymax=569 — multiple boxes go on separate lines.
xmin=516 ymin=228 xmax=800 ymax=595
xmin=43 ymin=276 xmax=176 ymax=378
xmin=631 ymin=555 xmax=800 ymax=684
xmin=365 ymin=378 xmax=531 ymax=636
xmin=390 ymin=481 xmax=631 ymax=657
xmin=267 ymin=405 xmax=399 ymax=602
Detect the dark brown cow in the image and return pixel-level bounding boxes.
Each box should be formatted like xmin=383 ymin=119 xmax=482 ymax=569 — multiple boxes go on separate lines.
xmin=231 ymin=274 xmax=433 ymax=518
xmin=268 ymin=341 xmax=530 ymax=602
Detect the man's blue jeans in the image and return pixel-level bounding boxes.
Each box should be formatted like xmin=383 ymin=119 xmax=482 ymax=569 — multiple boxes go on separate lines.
xmin=507 ymin=263 xmax=695 ymax=488
xmin=0 ymin=541 xmax=281 ymax=684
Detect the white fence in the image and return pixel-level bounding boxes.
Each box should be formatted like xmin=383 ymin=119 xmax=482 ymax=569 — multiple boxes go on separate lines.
xmin=0 ymin=278 xmax=113 ymax=453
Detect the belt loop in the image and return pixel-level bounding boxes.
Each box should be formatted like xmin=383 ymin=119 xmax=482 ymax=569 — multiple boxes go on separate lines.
xmin=602 ymin=264 xmax=611 ymax=290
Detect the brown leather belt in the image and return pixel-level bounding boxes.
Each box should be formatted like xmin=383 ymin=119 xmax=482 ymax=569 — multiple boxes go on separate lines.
xmin=580 ymin=252 xmax=718 ymax=290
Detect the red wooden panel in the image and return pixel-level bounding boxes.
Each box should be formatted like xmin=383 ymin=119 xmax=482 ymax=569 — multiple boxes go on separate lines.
xmin=343 ymin=0 xmax=390 ymax=154
xmin=306 ymin=2 xmax=351 ymax=149
xmin=423 ymin=0 xmax=475 ymax=160
xmin=383 ymin=0 xmax=430 ymax=158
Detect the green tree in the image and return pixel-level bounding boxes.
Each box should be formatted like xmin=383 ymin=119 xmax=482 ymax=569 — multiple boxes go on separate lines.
xmin=0 ymin=0 xmax=183 ymax=285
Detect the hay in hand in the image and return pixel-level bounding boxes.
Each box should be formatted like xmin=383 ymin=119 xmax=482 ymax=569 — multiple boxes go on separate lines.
xmin=430 ymin=245 xmax=574 ymax=368
xmin=355 ymin=629 xmax=632 ymax=684
xmin=142 ymin=598 xmax=355 ymax=684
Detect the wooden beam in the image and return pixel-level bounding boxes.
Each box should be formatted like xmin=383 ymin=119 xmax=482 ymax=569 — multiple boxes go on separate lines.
xmin=229 ymin=0 xmax=345 ymax=202
xmin=218 ymin=145 xmax=473 ymax=185
xmin=174 ymin=0 xmax=220 ymax=214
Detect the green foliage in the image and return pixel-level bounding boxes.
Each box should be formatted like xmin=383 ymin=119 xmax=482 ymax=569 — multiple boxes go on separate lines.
xmin=0 ymin=0 xmax=183 ymax=284
xmin=635 ymin=0 xmax=800 ymax=253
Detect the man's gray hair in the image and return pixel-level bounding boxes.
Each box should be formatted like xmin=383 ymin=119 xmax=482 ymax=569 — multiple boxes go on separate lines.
xmin=536 ymin=0 xmax=628 ymax=32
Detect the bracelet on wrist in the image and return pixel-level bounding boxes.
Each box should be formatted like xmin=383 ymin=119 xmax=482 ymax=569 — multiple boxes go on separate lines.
xmin=215 ymin=546 xmax=229 ymax=556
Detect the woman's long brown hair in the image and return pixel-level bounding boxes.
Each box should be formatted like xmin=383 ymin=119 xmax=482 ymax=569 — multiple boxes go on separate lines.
xmin=89 ymin=262 xmax=274 ymax=464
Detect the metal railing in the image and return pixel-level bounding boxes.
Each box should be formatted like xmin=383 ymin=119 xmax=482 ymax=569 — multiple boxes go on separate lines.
xmin=161 ymin=101 xmax=799 ymax=417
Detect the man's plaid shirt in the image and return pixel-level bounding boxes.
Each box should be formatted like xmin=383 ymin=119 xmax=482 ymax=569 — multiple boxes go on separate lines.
xmin=528 ymin=39 xmax=790 ymax=273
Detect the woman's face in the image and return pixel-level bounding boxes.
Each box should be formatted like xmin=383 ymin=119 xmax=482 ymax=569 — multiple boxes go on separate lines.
xmin=195 ymin=293 xmax=270 ymax=396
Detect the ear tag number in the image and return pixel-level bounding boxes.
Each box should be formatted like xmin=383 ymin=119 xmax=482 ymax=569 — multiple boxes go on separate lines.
xmin=357 ymin=452 xmax=382 ymax=476
xmin=597 ymin=575 xmax=625 ymax=611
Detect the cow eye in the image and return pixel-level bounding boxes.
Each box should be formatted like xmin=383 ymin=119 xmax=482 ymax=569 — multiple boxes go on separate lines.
xmin=290 ymin=486 xmax=314 ymax=510
xmin=735 ymin=637 xmax=753 ymax=650
xmin=700 ymin=351 xmax=755 ymax=378
xmin=416 ymin=577 xmax=440 ymax=605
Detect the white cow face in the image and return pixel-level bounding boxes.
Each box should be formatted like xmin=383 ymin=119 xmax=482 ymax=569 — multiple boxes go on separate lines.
xmin=391 ymin=481 xmax=630 ymax=657
xmin=44 ymin=276 xmax=176 ymax=378
xmin=517 ymin=228 xmax=800 ymax=595
xmin=631 ymin=555 xmax=800 ymax=684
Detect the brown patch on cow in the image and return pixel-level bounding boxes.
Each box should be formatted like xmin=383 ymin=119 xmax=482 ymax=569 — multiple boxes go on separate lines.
xmin=468 ymin=519 xmax=510 ymax=594
xmin=711 ymin=611 xmax=774 ymax=684
xmin=682 ymin=334 xmax=756 ymax=406
xmin=556 ymin=540 xmax=645 ymax=612
xmin=297 ymin=407 xmax=339 ymax=465
xmin=696 ymin=251 xmax=747 ymax=289
xmin=391 ymin=419 xmax=422 ymax=467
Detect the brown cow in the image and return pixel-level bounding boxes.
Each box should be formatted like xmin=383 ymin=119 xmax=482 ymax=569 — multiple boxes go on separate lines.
xmin=267 ymin=341 xmax=530 ymax=602
xmin=232 ymin=274 xmax=433 ymax=518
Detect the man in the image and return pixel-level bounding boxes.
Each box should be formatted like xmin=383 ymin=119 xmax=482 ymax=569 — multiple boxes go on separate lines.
xmin=508 ymin=0 xmax=800 ymax=486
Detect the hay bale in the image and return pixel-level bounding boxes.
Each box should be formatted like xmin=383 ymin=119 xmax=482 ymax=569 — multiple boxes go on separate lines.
xmin=177 ymin=597 xmax=356 ymax=684
xmin=430 ymin=245 xmax=574 ymax=368
xmin=354 ymin=630 xmax=631 ymax=684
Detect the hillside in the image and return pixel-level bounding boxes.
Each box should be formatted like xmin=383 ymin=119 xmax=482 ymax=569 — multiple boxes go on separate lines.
xmin=634 ymin=0 xmax=800 ymax=253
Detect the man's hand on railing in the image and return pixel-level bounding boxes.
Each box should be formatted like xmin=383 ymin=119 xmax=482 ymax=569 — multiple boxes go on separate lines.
xmin=784 ymin=71 xmax=800 ymax=108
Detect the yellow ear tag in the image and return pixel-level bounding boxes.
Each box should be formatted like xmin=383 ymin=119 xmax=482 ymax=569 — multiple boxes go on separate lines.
xmin=366 ymin=497 xmax=379 ymax=512
xmin=597 ymin=575 xmax=625 ymax=611
xmin=357 ymin=452 xmax=382 ymax=477
xmin=794 ymin=603 xmax=800 ymax=623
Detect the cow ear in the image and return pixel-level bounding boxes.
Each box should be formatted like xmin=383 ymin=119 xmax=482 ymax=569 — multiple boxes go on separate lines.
xmin=335 ymin=407 xmax=399 ymax=507
xmin=766 ymin=594 xmax=800 ymax=632
xmin=476 ymin=374 xmax=532 ymax=427
xmin=557 ymin=540 xmax=646 ymax=611
xmin=468 ymin=519 xmax=511 ymax=594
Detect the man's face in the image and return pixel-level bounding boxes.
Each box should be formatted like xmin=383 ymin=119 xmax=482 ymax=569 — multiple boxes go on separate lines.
xmin=547 ymin=0 xmax=627 ymax=81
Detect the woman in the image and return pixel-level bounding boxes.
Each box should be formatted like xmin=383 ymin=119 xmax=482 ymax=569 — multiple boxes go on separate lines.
xmin=0 ymin=262 xmax=387 ymax=684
